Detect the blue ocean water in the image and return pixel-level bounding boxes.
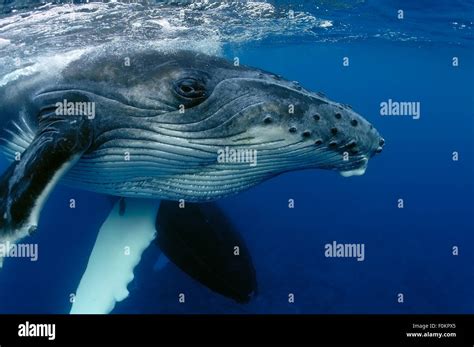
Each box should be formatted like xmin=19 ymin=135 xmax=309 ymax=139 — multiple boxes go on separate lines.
xmin=0 ymin=0 xmax=473 ymax=314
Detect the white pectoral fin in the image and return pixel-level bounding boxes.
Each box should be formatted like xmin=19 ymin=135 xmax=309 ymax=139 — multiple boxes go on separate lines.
xmin=70 ymin=198 xmax=160 ymax=314
xmin=0 ymin=107 xmax=93 ymax=268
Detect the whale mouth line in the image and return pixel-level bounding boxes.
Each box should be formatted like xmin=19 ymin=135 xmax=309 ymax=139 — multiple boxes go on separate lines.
xmin=34 ymin=88 xmax=173 ymax=114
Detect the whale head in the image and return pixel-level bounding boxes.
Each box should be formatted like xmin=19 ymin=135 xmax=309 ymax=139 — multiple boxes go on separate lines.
xmin=63 ymin=49 xmax=385 ymax=200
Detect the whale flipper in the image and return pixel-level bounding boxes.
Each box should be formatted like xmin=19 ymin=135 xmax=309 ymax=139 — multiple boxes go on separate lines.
xmin=0 ymin=109 xmax=93 ymax=248
xmin=156 ymin=201 xmax=258 ymax=303
xmin=71 ymin=198 xmax=160 ymax=314
xmin=153 ymin=251 xmax=170 ymax=272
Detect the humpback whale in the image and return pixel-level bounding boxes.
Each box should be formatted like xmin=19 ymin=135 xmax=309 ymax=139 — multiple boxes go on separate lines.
xmin=0 ymin=45 xmax=384 ymax=312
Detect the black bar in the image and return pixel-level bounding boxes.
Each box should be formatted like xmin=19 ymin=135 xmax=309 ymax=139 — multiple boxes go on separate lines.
xmin=0 ymin=314 xmax=473 ymax=345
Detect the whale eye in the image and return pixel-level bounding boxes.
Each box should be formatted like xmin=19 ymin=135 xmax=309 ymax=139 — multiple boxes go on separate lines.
xmin=174 ymin=78 xmax=207 ymax=99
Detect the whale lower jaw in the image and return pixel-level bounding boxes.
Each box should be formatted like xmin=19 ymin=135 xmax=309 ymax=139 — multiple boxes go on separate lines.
xmin=339 ymin=167 xmax=367 ymax=177
xmin=338 ymin=157 xmax=369 ymax=178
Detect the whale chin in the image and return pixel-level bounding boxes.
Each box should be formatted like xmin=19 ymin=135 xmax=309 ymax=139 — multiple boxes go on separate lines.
xmin=339 ymin=167 xmax=367 ymax=177
xmin=339 ymin=158 xmax=369 ymax=177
